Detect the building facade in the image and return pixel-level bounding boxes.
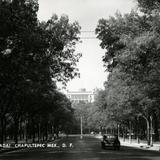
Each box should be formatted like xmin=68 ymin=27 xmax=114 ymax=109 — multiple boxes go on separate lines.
xmin=66 ymin=88 xmax=95 ymax=103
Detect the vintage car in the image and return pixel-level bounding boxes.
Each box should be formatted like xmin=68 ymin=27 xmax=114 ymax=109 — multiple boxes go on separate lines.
xmin=101 ymin=134 xmax=120 ymax=150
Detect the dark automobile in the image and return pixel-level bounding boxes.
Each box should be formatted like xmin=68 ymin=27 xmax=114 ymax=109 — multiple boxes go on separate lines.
xmin=101 ymin=134 xmax=120 ymax=150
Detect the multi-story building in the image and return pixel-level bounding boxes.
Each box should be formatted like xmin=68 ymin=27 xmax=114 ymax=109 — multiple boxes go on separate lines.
xmin=66 ymin=88 xmax=95 ymax=103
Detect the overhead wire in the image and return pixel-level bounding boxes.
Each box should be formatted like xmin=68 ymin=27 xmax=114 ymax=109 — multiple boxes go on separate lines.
xmin=80 ymin=30 xmax=97 ymax=39
xmin=81 ymin=31 xmax=95 ymax=33
xmin=80 ymin=37 xmax=97 ymax=39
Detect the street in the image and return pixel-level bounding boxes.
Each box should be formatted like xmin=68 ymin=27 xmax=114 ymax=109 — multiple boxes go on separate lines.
xmin=0 ymin=136 xmax=160 ymax=160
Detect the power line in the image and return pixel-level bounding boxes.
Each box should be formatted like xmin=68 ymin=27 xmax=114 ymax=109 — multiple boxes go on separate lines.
xmin=79 ymin=31 xmax=97 ymax=39
xmin=81 ymin=31 xmax=95 ymax=33
xmin=80 ymin=37 xmax=97 ymax=39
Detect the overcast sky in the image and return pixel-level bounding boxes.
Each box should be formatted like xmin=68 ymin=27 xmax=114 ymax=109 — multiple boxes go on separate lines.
xmin=38 ymin=0 xmax=137 ymax=91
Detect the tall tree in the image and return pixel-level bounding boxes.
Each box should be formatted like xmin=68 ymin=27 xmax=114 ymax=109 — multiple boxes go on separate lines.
xmin=0 ymin=0 xmax=81 ymax=143
xmin=96 ymin=4 xmax=160 ymax=144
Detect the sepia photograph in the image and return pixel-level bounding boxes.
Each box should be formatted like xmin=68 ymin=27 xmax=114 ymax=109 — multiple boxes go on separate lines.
xmin=1 ymin=0 xmax=160 ymax=159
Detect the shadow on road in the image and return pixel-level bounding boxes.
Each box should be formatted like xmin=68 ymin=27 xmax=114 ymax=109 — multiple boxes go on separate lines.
xmin=0 ymin=136 xmax=160 ymax=160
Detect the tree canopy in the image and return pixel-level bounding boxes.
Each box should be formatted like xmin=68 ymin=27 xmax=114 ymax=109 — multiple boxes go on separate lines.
xmin=0 ymin=0 xmax=81 ymax=144
xmin=95 ymin=0 xmax=160 ymax=144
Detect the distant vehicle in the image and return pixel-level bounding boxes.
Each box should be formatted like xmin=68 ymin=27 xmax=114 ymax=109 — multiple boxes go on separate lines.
xmin=90 ymin=131 xmax=95 ymax=135
xmin=101 ymin=134 xmax=120 ymax=150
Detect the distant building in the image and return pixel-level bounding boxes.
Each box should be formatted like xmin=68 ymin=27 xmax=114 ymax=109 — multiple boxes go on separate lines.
xmin=66 ymin=88 xmax=95 ymax=103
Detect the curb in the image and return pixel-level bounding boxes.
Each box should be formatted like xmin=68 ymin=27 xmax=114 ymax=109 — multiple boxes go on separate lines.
xmin=94 ymin=135 xmax=160 ymax=152
xmin=120 ymin=142 xmax=160 ymax=152
xmin=0 ymin=147 xmax=24 ymax=154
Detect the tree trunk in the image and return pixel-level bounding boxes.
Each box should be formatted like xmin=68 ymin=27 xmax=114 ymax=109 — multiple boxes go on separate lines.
xmin=123 ymin=126 xmax=125 ymax=142
xmin=0 ymin=117 xmax=4 ymax=144
xmin=150 ymin=116 xmax=153 ymax=146
xmin=136 ymin=117 xmax=140 ymax=143
xmin=142 ymin=115 xmax=151 ymax=145
xmin=14 ymin=120 xmax=19 ymax=144
xmin=32 ymin=119 xmax=35 ymax=143
xmin=153 ymin=113 xmax=159 ymax=141
xmin=38 ymin=123 xmax=40 ymax=142
xmin=45 ymin=122 xmax=48 ymax=141
xmin=129 ymin=121 xmax=132 ymax=144
xmin=146 ymin=117 xmax=150 ymax=145
xmin=24 ymin=120 xmax=28 ymax=143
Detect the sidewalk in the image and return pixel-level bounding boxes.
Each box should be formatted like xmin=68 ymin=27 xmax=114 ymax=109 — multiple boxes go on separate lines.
xmin=120 ymin=138 xmax=160 ymax=151
xmin=95 ymin=134 xmax=160 ymax=151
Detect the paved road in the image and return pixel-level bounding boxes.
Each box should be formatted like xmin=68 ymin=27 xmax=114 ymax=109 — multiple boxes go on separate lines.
xmin=1 ymin=136 xmax=160 ymax=160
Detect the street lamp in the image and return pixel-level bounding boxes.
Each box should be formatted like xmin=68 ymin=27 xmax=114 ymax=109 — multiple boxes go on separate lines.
xmin=138 ymin=114 xmax=153 ymax=146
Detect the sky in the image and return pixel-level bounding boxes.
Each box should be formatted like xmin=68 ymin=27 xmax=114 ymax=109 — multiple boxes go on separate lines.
xmin=38 ymin=0 xmax=137 ymax=91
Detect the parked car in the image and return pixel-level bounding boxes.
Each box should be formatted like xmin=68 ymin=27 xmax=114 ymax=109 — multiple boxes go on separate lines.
xmin=101 ymin=134 xmax=120 ymax=150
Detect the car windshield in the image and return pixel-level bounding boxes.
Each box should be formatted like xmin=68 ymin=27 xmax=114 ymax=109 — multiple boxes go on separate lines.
xmin=106 ymin=135 xmax=115 ymax=139
xmin=103 ymin=135 xmax=116 ymax=139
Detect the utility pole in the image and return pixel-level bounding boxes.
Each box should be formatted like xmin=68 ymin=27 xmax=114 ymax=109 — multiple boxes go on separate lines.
xmin=117 ymin=124 xmax=120 ymax=138
xmin=80 ymin=116 xmax=83 ymax=139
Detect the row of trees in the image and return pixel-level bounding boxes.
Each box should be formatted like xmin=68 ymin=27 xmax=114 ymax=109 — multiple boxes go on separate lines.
xmin=71 ymin=92 xmax=113 ymax=135
xmin=95 ymin=0 xmax=160 ymax=145
xmin=0 ymin=0 xmax=81 ymax=144
xmin=72 ymin=101 xmax=98 ymax=134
